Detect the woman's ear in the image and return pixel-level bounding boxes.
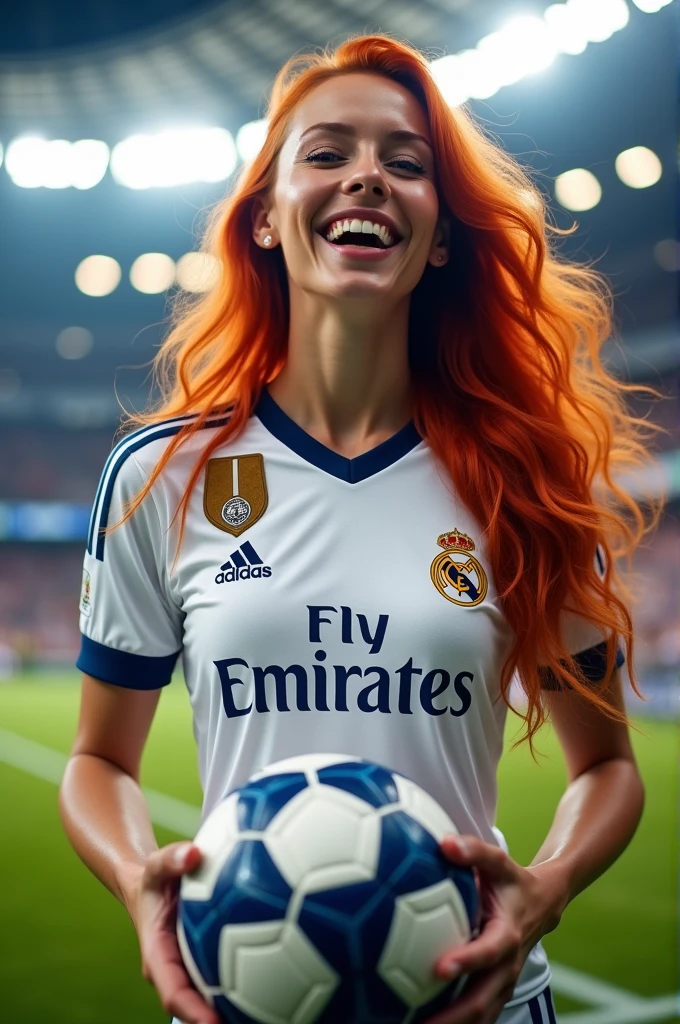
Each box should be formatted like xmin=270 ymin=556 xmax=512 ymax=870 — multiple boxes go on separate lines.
xmin=428 ymin=215 xmax=451 ymax=267
xmin=251 ymin=199 xmax=276 ymax=248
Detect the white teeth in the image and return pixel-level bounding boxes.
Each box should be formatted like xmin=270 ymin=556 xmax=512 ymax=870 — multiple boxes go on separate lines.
xmin=323 ymin=217 xmax=396 ymax=246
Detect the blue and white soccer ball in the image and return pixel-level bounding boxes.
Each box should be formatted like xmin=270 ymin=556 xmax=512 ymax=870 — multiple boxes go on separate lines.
xmin=178 ymin=754 xmax=481 ymax=1024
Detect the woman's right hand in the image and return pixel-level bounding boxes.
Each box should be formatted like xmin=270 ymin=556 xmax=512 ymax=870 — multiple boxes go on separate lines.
xmin=128 ymin=840 xmax=222 ymax=1024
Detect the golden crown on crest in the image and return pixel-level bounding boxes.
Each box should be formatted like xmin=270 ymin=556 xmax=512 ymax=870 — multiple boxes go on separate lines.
xmin=437 ymin=528 xmax=475 ymax=552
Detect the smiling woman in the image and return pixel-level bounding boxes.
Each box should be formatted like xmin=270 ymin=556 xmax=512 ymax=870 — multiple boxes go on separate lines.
xmin=60 ymin=32 xmax=666 ymax=1024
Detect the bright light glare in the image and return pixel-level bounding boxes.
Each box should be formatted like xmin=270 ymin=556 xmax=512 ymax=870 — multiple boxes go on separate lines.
xmin=563 ymin=0 xmax=629 ymax=43
xmin=483 ymin=16 xmax=558 ymax=83
xmin=429 ymin=54 xmax=471 ymax=107
xmin=432 ymin=0 xmax=635 ymax=106
xmin=554 ymin=168 xmax=602 ymax=211
xmin=110 ymin=127 xmax=236 ymax=189
xmin=130 ymin=253 xmax=176 ymax=294
xmin=175 ymin=252 xmax=220 ymax=293
xmin=544 ymin=4 xmax=589 ymax=53
xmin=70 ymin=140 xmax=110 ymax=189
xmin=75 ymin=255 xmax=121 ymax=297
xmin=5 ymin=136 xmax=109 ymax=188
xmin=615 ymin=146 xmax=662 ymax=188
xmin=236 ymin=120 xmax=268 ymax=163
xmin=631 ymin=0 xmax=673 ymax=11
xmin=6 ymin=138 xmax=47 ymax=187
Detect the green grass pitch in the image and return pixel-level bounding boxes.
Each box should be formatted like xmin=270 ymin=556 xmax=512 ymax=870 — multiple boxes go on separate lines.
xmin=0 ymin=671 xmax=676 ymax=1023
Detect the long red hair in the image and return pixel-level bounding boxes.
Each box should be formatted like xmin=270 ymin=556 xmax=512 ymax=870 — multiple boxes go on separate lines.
xmin=110 ymin=33 xmax=666 ymax=753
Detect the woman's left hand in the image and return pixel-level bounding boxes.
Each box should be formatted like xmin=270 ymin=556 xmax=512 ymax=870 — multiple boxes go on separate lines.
xmin=426 ymin=835 xmax=564 ymax=1024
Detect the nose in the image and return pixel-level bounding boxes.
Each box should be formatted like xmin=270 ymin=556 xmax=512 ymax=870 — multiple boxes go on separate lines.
xmin=341 ymin=151 xmax=391 ymax=198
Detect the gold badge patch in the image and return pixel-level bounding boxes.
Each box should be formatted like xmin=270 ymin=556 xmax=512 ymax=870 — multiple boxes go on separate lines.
xmin=204 ymin=455 xmax=268 ymax=536
xmin=430 ymin=527 xmax=488 ymax=607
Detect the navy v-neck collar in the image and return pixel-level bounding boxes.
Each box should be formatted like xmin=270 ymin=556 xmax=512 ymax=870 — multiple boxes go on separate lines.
xmin=254 ymin=388 xmax=422 ymax=483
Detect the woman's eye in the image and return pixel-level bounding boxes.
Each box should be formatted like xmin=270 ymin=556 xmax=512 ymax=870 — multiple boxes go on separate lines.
xmin=304 ymin=149 xmax=423 ymax=173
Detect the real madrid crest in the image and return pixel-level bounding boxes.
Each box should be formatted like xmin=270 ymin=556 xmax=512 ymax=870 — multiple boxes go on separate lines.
xmin=430 ymin=527 xmax=488 ymax=607
xmin=204 ymin=454 xmax=268 ymax=536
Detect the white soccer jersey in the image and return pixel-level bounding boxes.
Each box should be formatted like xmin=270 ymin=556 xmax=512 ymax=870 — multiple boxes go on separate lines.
xmin=77 ymin=388 xmax=623 ymax=1008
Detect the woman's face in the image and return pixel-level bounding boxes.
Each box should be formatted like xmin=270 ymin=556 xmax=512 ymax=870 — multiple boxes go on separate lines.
xmin=254 ymin=72 xmax=448 ymax=305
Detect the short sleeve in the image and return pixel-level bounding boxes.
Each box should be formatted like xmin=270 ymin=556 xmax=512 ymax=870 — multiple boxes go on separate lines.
xmin=539 ymin=544 xmax=625 ymax=691
xmin=76 ymin=447 xmax=183 ymax=689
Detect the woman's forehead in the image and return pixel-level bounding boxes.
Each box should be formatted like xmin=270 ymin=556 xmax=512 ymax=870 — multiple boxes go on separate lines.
xmin=286 ymin=74 xmax=431 ymax=143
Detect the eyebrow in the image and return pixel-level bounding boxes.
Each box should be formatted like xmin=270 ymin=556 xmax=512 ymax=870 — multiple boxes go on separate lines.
xmin=298 ymin=121 xmax=433 ymax=150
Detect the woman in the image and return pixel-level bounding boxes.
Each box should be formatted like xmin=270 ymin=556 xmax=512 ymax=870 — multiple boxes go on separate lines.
xmin=59 ymin=33 xmax=664 ymax=1024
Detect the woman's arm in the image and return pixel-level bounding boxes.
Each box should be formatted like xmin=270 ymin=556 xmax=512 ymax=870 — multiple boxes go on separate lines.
xmin=59 ymin=673 xmax=220 ymax=1024
xmin=527 ymin=667 xmax=645 ymax=928
xmin=427 ymin=667 xmax=645 ymax=1024
xmin=59 ymin=673 xmax=162 ymax=910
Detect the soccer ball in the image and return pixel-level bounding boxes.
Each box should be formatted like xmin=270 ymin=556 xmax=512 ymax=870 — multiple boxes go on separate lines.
xmin=178 ymin=754 xmax=480 ymax=1024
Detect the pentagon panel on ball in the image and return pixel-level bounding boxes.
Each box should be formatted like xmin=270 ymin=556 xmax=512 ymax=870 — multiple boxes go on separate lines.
xmin=178 ymin=754 xmax=481 ymax=1024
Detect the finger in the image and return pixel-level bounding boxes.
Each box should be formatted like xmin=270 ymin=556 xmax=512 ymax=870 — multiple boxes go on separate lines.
xmin=427 ymin=967 xmax=516 ymax=1024
xmin=440 ymin=836 xmax=516 ymax=880
xmin=435 ymin=916 xmax=521 ymax=979
xmin=148 ymin=947 xmax=221 ymax=1024
xmin=144 ymin=843 xmax=202 ymax=887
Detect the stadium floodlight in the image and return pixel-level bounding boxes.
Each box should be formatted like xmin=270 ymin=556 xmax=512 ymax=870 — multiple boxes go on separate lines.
xmin=428 ymin=55 xmax=471 ymax=107
xmin=69 ymin=140 xmax=110 ymax=189
xmin=235 ymin=119 xmax=268 ymax=163
xmin=130 ymin=253 xmax=176 ymax=294
xmin=477 ymin=16 xmax=558 ymax=88
xmin=75 ymin=255 xmax=121 ymax=297
xmin=554 ymin=168 xmax=602 ymax=211
xmin=431 ymin=0 xmax=631 ymax=106
xmin=559 ymin=0 xmax=629 ymax=43
xmin=543 ymin=4 xmax=589 ymax=53
xmin=5 ymin=136 xmax=109 ymax=189
xmin=615 ymin=146 xmax=662 ymax=189
xmin=631 ymin=0 xmax=673 ymax=11
xmin=110 ymin=127 xmax=236 ymax=189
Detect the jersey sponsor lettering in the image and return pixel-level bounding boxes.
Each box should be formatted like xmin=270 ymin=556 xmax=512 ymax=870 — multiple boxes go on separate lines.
xmin=213 ymin=605 xmax=473 ymax=719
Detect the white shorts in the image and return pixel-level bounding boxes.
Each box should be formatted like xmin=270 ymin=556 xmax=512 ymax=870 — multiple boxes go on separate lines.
xmin=172 ymin=984 xmax=557 ymax=1024
xmin=499 ymin=985 xmax=558 ymax=1024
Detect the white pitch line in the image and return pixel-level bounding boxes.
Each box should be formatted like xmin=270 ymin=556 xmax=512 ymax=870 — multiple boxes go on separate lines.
xmin=559 ymin=993 xmax=680 ymax=1024
xmin=1 ymin=727 xmax=678 ymax=1023
xmin=550 ymin=962 xmax=652 ymax=1008
xmin=0 ymin=727 xmax=201 ymax=836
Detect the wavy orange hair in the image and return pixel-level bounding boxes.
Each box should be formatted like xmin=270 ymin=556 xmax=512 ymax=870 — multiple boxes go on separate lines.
xmin=111 ymin=33 xmax=666 ymax=753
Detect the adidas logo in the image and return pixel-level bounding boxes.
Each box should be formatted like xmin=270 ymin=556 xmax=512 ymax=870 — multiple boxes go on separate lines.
xmin=215 ymin=540 xmax=272 ymax=584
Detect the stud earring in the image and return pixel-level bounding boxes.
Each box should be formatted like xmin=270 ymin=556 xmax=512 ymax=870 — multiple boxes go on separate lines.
xmin=437 ymin=255 xmax=444 ymax=262
xmin=263 ymin=235 xmax=272 ymax=246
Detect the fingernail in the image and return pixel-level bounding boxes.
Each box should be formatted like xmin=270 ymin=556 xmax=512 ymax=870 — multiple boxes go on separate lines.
xmin=455 ymin=838 xmax=469 ymax=855
xmin=444 ymin=961 xmax=462 ymax=979
xmin=173 ymin=842 xmax=193 ymax=867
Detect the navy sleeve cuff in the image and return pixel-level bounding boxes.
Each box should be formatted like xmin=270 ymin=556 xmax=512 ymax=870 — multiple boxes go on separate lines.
xmin=539 ymin=639 xmax=625 ymax=692
xmin=76 ymin=634 xmax=181 ymax=690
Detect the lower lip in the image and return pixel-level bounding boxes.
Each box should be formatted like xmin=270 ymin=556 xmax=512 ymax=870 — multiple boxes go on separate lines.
xmin=318 ymin=235 xmax=403 ymax=261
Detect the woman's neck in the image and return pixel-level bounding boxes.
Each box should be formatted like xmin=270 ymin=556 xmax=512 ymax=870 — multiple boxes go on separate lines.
xmin=267 ymin=294 xmax=413 ymax=457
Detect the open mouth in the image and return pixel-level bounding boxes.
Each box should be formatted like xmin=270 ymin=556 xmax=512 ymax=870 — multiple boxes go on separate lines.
xmin=316 ymin=231 xmax=404 ymax=254
xmin=316 ymin=221 xmax=404 ymax=251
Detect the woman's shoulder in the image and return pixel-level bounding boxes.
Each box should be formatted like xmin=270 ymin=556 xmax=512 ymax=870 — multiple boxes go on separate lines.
xmin=94 ymin=407 xmax=236 ymax=495
xmin=113 ymin=406 xmax=236 ymax=464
